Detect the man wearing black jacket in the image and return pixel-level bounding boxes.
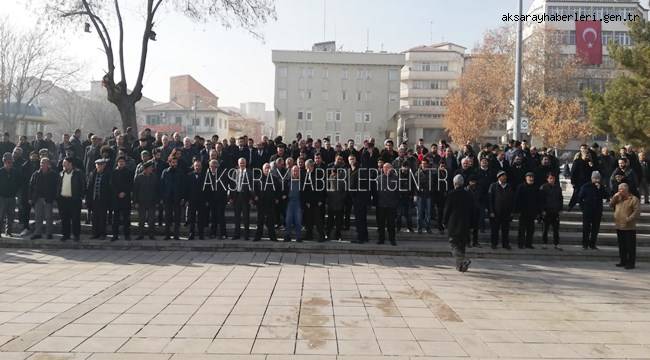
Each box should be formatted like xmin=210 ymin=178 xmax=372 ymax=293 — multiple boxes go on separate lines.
xmin=87 ymin=159 xmax=112 ymax=240
xmin=488 ymin=170 xmax=514 ymax=250
xmin=231 ymin=158 xmax=253 ymax=240
xmin=515 ymin=172 xmax=540 ymax=249
xmin=133 ymin=161 xmax=159 ymax=240
xmin=540 ymin=173 xmax=563 ymax=249
xmin=29 ymin=158 xmax=58 ymax=239
xmin=444 ymin=175 xmax=473 ymax=272
xmin=111 ymin=157 xmax=133 ymax=241
xmin=578 ymin=171 xmax=608 ymax=250
xmin=185 ymin=159 xmax=207 ymax=240
xmin=254 ymin=163 xmax=280 ymax=241
xmin=0 ymin=153 xmax=20 ymax=237
xmin=348 ymin=155 xmax=369 ymax=243
xmin=303 ymin=159 xmax=326 ymax=242
xmin=161 ymin=157 xmax=185 ymax=240
xmin=205 ymin=159 xmax=228 ymax=239
xmin=58 ymin=157 xmax=85 ymax=242
xmin=375 ymin=163 xmax=399 ymax=245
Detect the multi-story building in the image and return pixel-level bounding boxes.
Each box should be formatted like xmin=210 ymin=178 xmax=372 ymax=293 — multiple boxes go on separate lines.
xmin=140 ymin=75 xmax=228 ymax=139
xmin=522 ymin=0 xmax=648 ymax=146
xmin=240 ymin=102 xmax=275 ymax=136
xmin=396 ymin=42 xmax=466 ymax=146
xmin=273 ymin=41 xmax=405 ymax=144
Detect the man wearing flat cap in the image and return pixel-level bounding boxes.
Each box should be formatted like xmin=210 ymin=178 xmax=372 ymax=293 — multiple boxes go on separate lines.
xmin=578 ymin=171 xmax=608 ymax=250
xmin=488 ymin=170 xmax=514 ymax=250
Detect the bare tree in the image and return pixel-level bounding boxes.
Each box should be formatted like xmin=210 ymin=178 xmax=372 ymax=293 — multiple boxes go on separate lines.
xmin=0 ymin=19 xmax=78 ymax=136
xmin=43 ymin=0 xmax=276 ymax=133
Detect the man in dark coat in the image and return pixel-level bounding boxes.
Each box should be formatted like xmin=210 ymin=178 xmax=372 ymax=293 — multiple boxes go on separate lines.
xmin=160 ymin=157 xmax=185 ymax=240
xmin=58 ymin=157 xmax=84 ymax=241
xmin=578 ymin=171 xmax=608 ymax=250
xmin=348 ymin=154 xmax=370 ymax=243
xmin=488 ymin=170 xmax=514 ymax=250
xmin=375 ymin=163 xmax=399 ymax=245
xmin=539 ymin=172 xmax=563 ymax=249
xmin=111 ymin=157 xmax=133 ymax=241
xmin=514 ymin=172 xmax=540 ymax=249
xmin=204 ymin=159 xmax=228 ymax=239
xmin=230 ymin=158 xmax=253 ymax=240
xmin=326 ymin=166 xmax=346 ymax=241
xmin=0 ymin=153 xmax=20 ymax=237
xmin=569 ymin=151 xmax=595 ymax=210
xmin=303 ymin=159 xmax=326 ymax=242
xmin=254 ymin=163 xmax=280 ymax=241
xmin=186 ymin=159 xmax=207 ymax=240
xmin=444 ymin=175 xmax=474 ymax=272
xmin=0 ymin=133 xmax=15 ymax=156
xmin=87 ymin=158 xmax=112 ymax=240
xmin=133 ymin=160 xmax=159 ymax=240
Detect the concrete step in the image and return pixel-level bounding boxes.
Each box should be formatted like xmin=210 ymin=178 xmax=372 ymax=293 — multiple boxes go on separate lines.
xmin=0 ymin=235 xmax=648 ymax=262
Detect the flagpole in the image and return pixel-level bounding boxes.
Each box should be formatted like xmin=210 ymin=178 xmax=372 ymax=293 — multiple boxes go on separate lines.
xmin=513 ymin=0 xmax=523 ymax=141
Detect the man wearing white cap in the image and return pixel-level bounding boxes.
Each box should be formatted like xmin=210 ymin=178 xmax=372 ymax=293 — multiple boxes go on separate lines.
xmin=577 ymin=171 xmax=608 ymax=250
xmin=444 ymin=174 xmax=473 ymax=272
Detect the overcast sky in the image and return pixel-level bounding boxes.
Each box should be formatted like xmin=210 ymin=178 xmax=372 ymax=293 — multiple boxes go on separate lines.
xmin=10 ymin=0 xmax=641 ymax=109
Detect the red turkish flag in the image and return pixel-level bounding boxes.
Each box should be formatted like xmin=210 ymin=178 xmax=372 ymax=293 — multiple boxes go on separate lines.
xmin=575 ymin=21 xmax=602 ymax=65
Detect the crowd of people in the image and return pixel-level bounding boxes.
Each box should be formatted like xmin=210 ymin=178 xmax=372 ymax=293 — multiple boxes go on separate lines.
xmin=0 ymin=128 xmax=646 ymax=271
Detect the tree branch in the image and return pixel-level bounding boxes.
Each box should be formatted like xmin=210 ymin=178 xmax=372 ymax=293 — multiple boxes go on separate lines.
xmin=133 ymin=0 xmax=155 ymax=100
xmin=114 ymin=0 xmax=126 ymax=87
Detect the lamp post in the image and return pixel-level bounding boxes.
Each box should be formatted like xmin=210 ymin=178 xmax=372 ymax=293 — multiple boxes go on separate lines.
xmin=513 ymin=0 xmax=523 ymax=141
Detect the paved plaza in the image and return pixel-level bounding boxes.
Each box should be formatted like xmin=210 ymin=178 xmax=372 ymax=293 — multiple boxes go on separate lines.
xmin=0 ymin=249 xmax=648 ymax=359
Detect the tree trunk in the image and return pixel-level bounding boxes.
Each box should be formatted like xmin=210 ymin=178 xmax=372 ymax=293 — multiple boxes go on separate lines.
xmin=116 ymin=99 xmax=138 ymax=133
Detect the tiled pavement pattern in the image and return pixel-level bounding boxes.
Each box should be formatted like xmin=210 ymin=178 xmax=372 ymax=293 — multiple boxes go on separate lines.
xmin=0 ymin=249 xmax=648 ymax=359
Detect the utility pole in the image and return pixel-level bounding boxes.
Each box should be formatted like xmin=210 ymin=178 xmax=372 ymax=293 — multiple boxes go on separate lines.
xmin=512 ymin=0 xmax=523 ymax=141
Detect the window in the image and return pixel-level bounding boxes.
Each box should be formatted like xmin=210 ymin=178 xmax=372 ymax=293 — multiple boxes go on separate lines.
xmin=357 ymin=92 xmax=362 ymax=101
xmin=335 ymin=111 xmax=341 ymax=121
xmin=278 ymin=67 xmax=288 ymax=77
xmin=306 ymin=111 xmax=312 ymax=121
xmin=301 ymin=67 xmax=313 ymax=78
xmin=355 ymin=134 xmax=363 ymax=143
xmin=389 ymin=92 xmax=399 ymax=102
xmin=388 ymin=69 xmax=399 ymax=81
xmin=413 ymin=80 xmax=448 ymax=90
xmin=412 ymin=97 xmax=445 ymax=107
xmin=192 ymin=118 xmax=200 ymax=126
xmin=323 ymin=68 xmax=329 ymax=79
xmin=219 ymin=118 xmax=224 ymax=129
xmin=298 ymin=111 xmax=304 ymax=120
xmin=326 ymin=111 xmax=341 ymax=131
xmin=278 ymin=89 xmax=287 ymax=100
xmin=146 ymin=115 xmax=161 ymax=125
xmin=412 ymin=62 xmax=449 ymax=72
xmin=307 ymin=89 xmax=312 ymax=99
xmin=204 ymin=117 xmax=215 ymax=127
xmin=175 ymin=116 xmax=182 ymax=124
xmin=342 ymin=69 xmax=349 ymax=79
xmin=364 ymin=112 xmax=372 ymax=123
xmin=341 ymin=90 xmax=347 ymax=101
xmin=356 ymin=69 xmax=370 ymax=80
xmin=322 ymin=90 xmax=329 ymax=100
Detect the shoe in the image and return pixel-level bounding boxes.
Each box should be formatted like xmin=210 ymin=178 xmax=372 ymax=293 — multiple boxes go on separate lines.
xmin=491 ymin=245 xmax=497 ymax=250
xmin=73 ymin=236 xmax=80 ymax=242
xmin=164 ymin=236 xmax=171 ymax=240
xmin=590 ymin=246 xmax=599 ymax=250
xmin=173 ymin=236 xmax=180 ymax=240
xmin=526 ymin=245 xmax=535 ymax=249
xmin=582 ymin=246 xmax=589 ymax=250
xmin=615 ymin=263 xmax=625 ymax=267
xmin=518 ymin=245 xmax=524 ymax=249
xmin=198 ymin=236 xmax=204 ymax=240
xmin=283 ymin=237 xmax=291 ymax=242
xmin=30 ymin=234 xmax=42 ymax=240
xmin=149 ymin=236 xmax=156 ymax=240
xmin=472 ymin=243 xmax=481 ymax=248
xmin=98 ymin=236 xmax=105 ymax=240
xmin=426 ymin=229 xmax=432 ymax=234
xmin=459 ymin=260 xmax=472 ymax=272
xmin=46 ymin=235 xmax=53 ymax=240
xmin=244 ymin=236 xmax=250 ymax=241
xmin=554 ymin=246 xmax=563 ymax=251
xmin=231 ymin=236 xmax=240 ymax=240
xmin=253 ymin=238 xmax=261 ymax=242
xmin=625 ymin=265 xmax=635 ymax=270
xmin=19 ymin=229 xmax=30 ymax=237
xmin=418 ymin=229 xmax=423 ymax=234
xmin=60 ymin=237 xmax=69 ymax=242
xmin=113 ymin=236 xmax=120 ymax=241
xmin=377 ymin=241 xmax=385 ymax=245
xmin=390 ymin=241 xmax=397 ymax=246
xmin=188 ymin=235 xmax=195 ymax=240
xmin=296 ymin=239 xmax=303 ymax=243
xmin=503 ymin=245 xmax=512 ymax=250
xmin=136 ymin=236 xmax=144 ymax=240
xmin=124 ymin=236 xmax=131 ymax=241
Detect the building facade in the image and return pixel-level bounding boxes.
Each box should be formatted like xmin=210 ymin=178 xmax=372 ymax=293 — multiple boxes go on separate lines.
xmin=522 ymin=0 xmax=648 ymax=147
xmin=273 ymin=41 xmax=405 ymax=144
xmin=140 ymin=75 xmax=228 ymax=139
xmin=396 ymin=42 xmax=466 ymax=146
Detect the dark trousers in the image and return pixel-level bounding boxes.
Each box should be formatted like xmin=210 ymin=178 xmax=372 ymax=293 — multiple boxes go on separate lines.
xmin=187 ymin=201 xmax=206 ymax=237
xmin=138 ymin=205 xmax=156 ymax=237
xmin=343 ymin=195 xmax=352 ymax=229
xmin=0 ymin=196 xmax=16 ymax=234
xmin=396 ymin=197 xmax=413 ymax=231
xmin=255 ymin=206 xmax=276 ymax=241
xmin=233 ymin=194 xmax=251 ymax=237
xmin=542 ymin=211 xmax=560 ymax=245
xmin=434 ymin=193 xmax=446 ymax=231
xmin=92 ymin=203 xmax=108 ymax=237
xmin=164 ymin=201 xmax=181 ymax=238
xmin=470 ymin=208 xmax=481 ymax=245
xmin=112 ymin=206 xmax=131 ymax=238
xmin=352 ymin=197 xmax=368 ymax=243
xmin=517 ymin=214 xmax=536 ymax=248
xmin=58 ymin=197 xmax=81 ymax=239
xmin=450 ymin=234 xmax=468 ymax=269
xmin=326 ymin=209 xmax=343 ymax=240
xmin=208 ymin=201 xmax=226 ymax=237
xmin=18 ymin=192 xmax=30 ymax=230
xmin=305 ymin=203 xmax=325 ymax=240
xmin=568 ymin=183 xmax=585 ymax=209
xmin=490 ymin=214 xmax=510 ymax=248
xmin=582 ymin=211 xmax=601 ymax=248
xmin=376 ymin=206 xmax=397 ymax=244
xmin=616 ymin=230 xmax=636 ymax=267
